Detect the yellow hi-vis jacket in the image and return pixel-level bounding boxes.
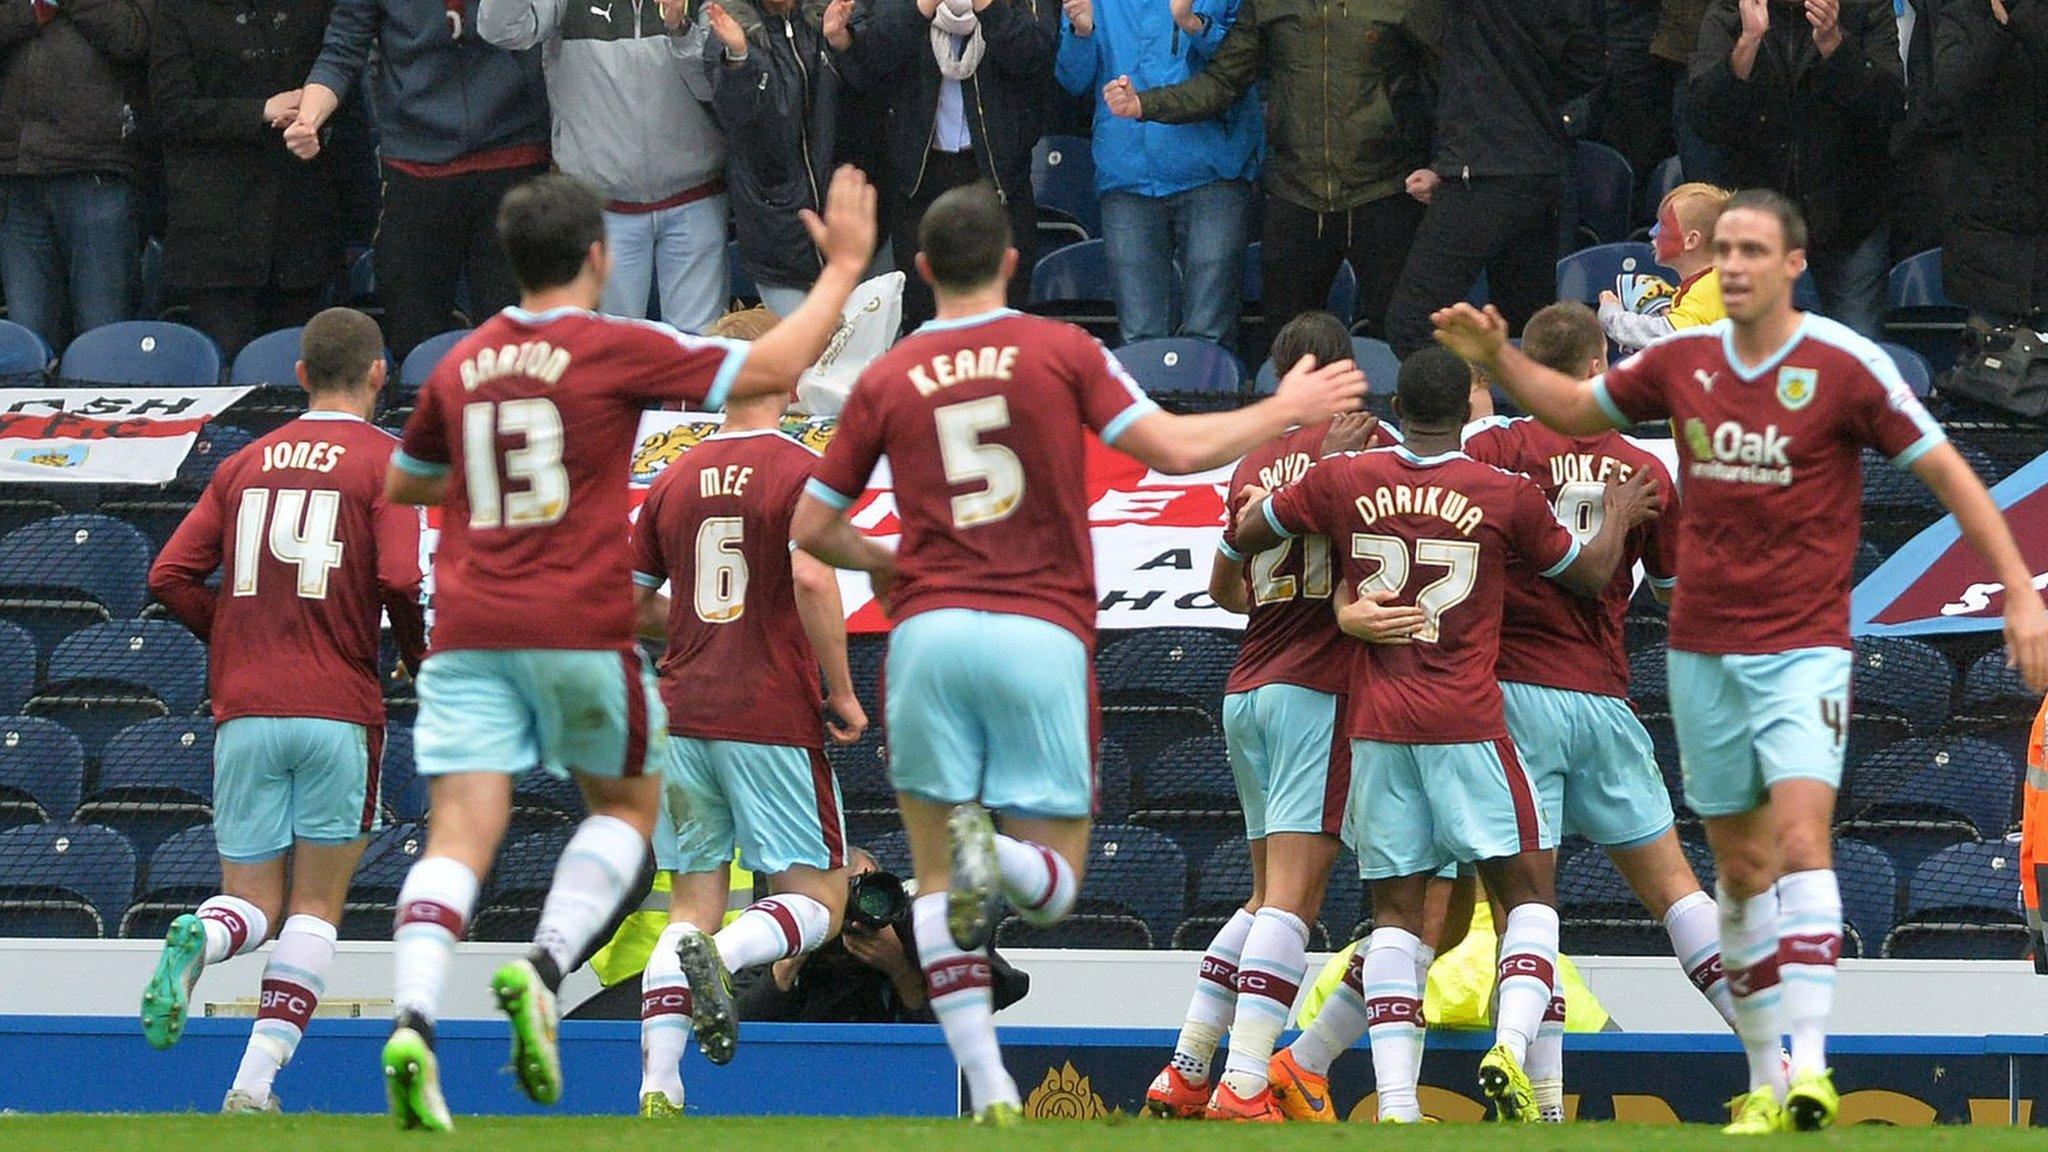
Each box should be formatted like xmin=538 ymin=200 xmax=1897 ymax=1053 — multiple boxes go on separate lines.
xmin=588 ymin=863 xmax=756 ymax=987
xmin=1296 ymin=899 xmax=1611 ymax=1032
xmin=2020 ymin=695 xmax=2048 ymax=971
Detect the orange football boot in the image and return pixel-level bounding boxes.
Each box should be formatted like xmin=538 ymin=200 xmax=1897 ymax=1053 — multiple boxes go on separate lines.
xmin=1268 ymin=1048 xmax=1336 ymax=1122
xmin=1205 ymin=1081 xmax=1285 ymax=1122
xmin=1143 ymin=1066 xmax=1210 ymax=1119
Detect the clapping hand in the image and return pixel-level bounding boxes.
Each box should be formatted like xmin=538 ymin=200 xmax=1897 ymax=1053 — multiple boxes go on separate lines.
xmin=283 ymin=115 xmax=320 ymax=160
xmin=1738 ymin=0 xmax=1768 ymax=40
xmin=823 ymin=0 xmax=854 ymax=48
xmin=1103 ymin=75 xmax=1142 ymax=119
xmin=1062 ymin=0 xmax=1092 ymax=35
xmin=1806 ymin=0 xmax=1842 ymax=56
xmin=262 ymin=89 xmax=302 ymax=130
xmin=704 ymin=2 xmax=746 ymax=53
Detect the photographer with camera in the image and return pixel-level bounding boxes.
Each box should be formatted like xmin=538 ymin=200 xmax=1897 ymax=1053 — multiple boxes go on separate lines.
xmin=738 ymin=849 xmax=1030 ymax=1024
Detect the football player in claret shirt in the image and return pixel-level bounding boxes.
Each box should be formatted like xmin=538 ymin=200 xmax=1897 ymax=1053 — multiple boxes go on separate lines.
xmin=789 ymin=183 xmax=1367 ymax=1125
xmin=144 ymin=308 xmax=427 ymax=1113
xmin=1232 ymin=346 xmax=1659 ymax=1123
xmin=1143 ymin=312 xmax=1395 ymax=1123
xmin=1463 ymin=302 xmax=1739 ymax=1118
xmin=626 ymin=375 xmax=868 ymax=1118
xmin=1435 ymin=188 xmax=2048 ymax=1134
xmin=376 ymin=168 xmax=876 ymax=1130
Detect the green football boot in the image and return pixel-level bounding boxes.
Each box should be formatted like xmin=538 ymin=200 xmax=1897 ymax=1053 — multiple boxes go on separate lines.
xmin=1784 ymin=1069 xmax=1839 ymax=1132
xmin=383 ymin=1022 xmax=454 ymax=1132
xmin=492 ymin=956 xmax=562 ymax=1106
xmin=140 ymin=913 xmax=207 ymax=1050
xmin=1477 ymin=1043 xmax=1537 ymax=1122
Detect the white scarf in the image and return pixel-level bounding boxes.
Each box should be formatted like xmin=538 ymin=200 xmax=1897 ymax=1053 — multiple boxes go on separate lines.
xmin=930 ymin=0 xmax=985 ymax=81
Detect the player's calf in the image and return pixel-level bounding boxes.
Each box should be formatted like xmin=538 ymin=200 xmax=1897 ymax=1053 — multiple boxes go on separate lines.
xmin=228 ymin=914 xmax=339 ymax=1108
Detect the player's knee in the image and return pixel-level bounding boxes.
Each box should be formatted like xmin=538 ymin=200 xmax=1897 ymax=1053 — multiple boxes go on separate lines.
xmin=1714 ymin=846 xmax=1777 ymax=901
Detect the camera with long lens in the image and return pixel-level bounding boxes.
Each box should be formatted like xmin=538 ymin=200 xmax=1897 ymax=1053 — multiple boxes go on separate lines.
xmin=845 ymin=869 xmax=909 ymax=932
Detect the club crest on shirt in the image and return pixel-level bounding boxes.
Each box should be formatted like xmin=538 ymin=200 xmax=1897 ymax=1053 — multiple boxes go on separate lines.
xmin=1776 ymin=366 xmax=1817 ymax=411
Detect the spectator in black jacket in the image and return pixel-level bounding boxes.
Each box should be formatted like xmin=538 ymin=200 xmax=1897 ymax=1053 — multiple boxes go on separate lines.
xmin=150 ymin=0 xmax=339 ymax=360
xmin=706 ymin=0 xmax=840 ymax=317
xmin=1383 ymin=0 xmax=1605 ymax=357
xmin=0 ymin=0 xmax=149 ymax=351
xmin=1930 ymin=0 xmax=2048 ymax=325
xmin=1687 ymin=0 xmax=1903 ymax=337
xmin=836 ymin=0 xmax=1057 ymax=328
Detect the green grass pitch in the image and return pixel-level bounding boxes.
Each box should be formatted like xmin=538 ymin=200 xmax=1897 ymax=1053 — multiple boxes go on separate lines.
xmin=4 ymin=1116 xmax=2042 ymax=1152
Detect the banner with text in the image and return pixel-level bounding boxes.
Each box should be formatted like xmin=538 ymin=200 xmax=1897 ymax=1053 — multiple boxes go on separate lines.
xmin=1853 ymin=450 xmax=2048 ymax=636
xmin=0 ymin=386 xmax=254 ymax=485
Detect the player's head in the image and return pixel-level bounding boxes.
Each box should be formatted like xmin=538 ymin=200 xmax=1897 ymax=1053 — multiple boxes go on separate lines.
xmin=497 ymin=172 xmax=611 ymax=302
xmin=296 ymin=307 xmax=386 ymax=415
xmin=914 ymin=183 xmax=1017 ymax=300
xmin=706 ymin=306 xmax=798 ymax=425
xmin=1654 ymin=182 xmax=1731 ymax=267
xmin=1521 ymin=301 xmax=1607 ymax=381
xmin=1269 ymin=311 xmax=1351 ymax=379
xmin=1392 ymin=345 xmax=1473 ymax=433
xmin=1713 ymin=188 xmax=1808 ymax=326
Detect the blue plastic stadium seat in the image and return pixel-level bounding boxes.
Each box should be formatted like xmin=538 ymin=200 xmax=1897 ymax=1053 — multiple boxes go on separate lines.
xmin=1031 ymin=135 xmax=1100 ymax=238
xmin=868 ymin=829 xmax=911 ymax=878
xmin=472 ymin=827 xmax=572 ymax=941
xmin=1096 ymin=738 xmax=1133 ymax=822
xmin=26 ymin=621 xmax=208 ymax=763
xmin=0 ymin=514 xmax=154 ymax=663
xmin=0 ymin=715 xmax=83 ymax=828
xmin=1834 ymin=838 xmax=1897 ymax=958
xmin=230 ymin=327 xmax=307 ymax=388
xmin=1241 ymin=243 xmax=1363 ymax=329
xmin=0 ymin=820 xmax=137 ymax=936
xmin=0 ymin=621 xmax=32 ymax=717
xmin=1113 ymin=338 xmax=1243 ymax=395
xmin=120 ymin=824 xmax=222 ymax=939
xmin=1131 ymin=735 xmax=1237 ymax=822
xmin=381 ymin=723 xmax=425 ymax=822
xmin=1626 ymin=644 xmax=1669 ymax=709
xmin=1097 ymin=627 xmax=1237 ymax=711
xmin=1847 ymin=637 xmax=1955 ymax=768
xmin=826 ymin=727 xmax=891 ymax=817
xmin=1176 ymin=840 xmax=1356 ymax=951
xmin=58 ymin=321 xmax=222 ymax=386
xmin=1840 ymin=735 xmax=2018 ymax=882
xmin=1556 ymin=242 xmax=1671 ymax=306
xmin=1572 ymin=141 xmax=1636 ymax=246
xmin=75 ymin=717 xmax=215 ymax=861
xmin=1874 ymin=341 xmax=1933 ymax=398
xmin=1883 ymin=248 xmax=1966 ymax=372
xmin=1028 ymin=238 xmax=1115 ymax=309
xmin=1884 ymin=839 xmax=2030 ymax=959
xmin=344 ymin=822 xmax=424 ymax=938
xmin=0 ymin=318 xmax=50 ymax=377
xmin=511 ymin=767 xmax=587 ymax=836
xmin=1000 ymin=823 xmax=1184 ymax=949
xmin=1558 ymin=838 xmax=1718 ymax=954
xmin=399 ymin=329 xmax=470 ymax=393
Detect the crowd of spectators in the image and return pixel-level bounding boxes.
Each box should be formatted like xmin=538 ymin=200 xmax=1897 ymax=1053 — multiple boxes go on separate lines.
xmin=2 ymin=0 xmax=2044 ymax=364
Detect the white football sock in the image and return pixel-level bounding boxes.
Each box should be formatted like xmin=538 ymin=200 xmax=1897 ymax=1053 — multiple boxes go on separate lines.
xmin=1775 ymin=869 xmax=1842 ymax=1079
xmin=231 ymin=913 xmax=336 ymax=1103
xmin=913 ymin=892 xmax=1017 ymax=1113
xmin=1718 ymin=881 xmax=1787 ymax=1096
xmin=1289 ymin=946 xmax=1368 ymax=1076
xmin=1220 ymin=907 xmax=1309 ymax=1098
xmin=392 ymin=855 xmax=478 ymax=1023
xmin=639 ymin=921 xmax=695 ymax=1106
xmin=1665 ymin=888 xmax=1739 ymax=1028
xmin=716 ymin=894 xmax=831 ymax=971
xmin=1528 ymin=971 xmax=1566 ymax=1121
xmin=533 ymin=815 xmax=647 ymax=978
xmin=197 ymin=894 xmax=269 ymax=965
xmin=994 ymin=835 xmax=1077 ymax=926
xmin=1494 ymin=903 xmax=1560 ymax=1064
xmin=1172 ymin=907 xmax=1254 ymax=1084
xmin=1411 ymin=942 xmax=1436 ymax=1066
xmin=1363 ymin=926 xmax=1425 ymax=1122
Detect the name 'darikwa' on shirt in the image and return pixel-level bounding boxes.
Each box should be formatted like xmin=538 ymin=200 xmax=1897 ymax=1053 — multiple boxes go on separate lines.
xmin=1680 ymin=417 xmax=1794 ymax=487
xmin=1355 ymin=482 xmax=1487 ymax=536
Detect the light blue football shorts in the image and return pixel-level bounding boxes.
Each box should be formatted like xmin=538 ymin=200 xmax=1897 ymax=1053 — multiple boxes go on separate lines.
xmin=1503 ymin=680 xmax=1674 ymax=850
xmin=412 ymin=648 xmax=668 ymax=781
xmin=885 ymin=608 xmax=1094 ymax=819
xmin=213 ymin=716 xmax=379 ymax=862
xmin=1347 ymin=736 xmax=1553 ymax=881
xmin=1668 ymin=646 xmax=1852 ymax=818
xmin=1223 ymin=684 xmax=1347 ymax=841
xmin=655 ymin=736 xmax=849 ymax=876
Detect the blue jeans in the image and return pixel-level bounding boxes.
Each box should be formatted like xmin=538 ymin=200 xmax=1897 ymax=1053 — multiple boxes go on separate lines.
xmin=1809 ymin=225 xmax=1890 ymax=340
xmin=1100 ymin=181 xmax=1252 ymax=345
xmin=601 ymin=194 xmax=728 ymax=335
xmin=0 ymin=173 xmax=140 ymax=349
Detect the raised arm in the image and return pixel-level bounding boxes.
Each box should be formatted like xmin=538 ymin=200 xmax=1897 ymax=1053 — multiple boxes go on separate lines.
xmin=476 ymin=0 xmax=569 ymax=52
xmin=1911 ymin=442 xmax=2048 ymax=691
xmin=1110 ymin=357 xmax=1365 ymax=475
xmin=1432 ymin=303 xmax=1619 ymax=435
xmin=726 ymin=165 xmax=877 ymax=400
xmin=792 ymin=549 xmax=868 ymax=743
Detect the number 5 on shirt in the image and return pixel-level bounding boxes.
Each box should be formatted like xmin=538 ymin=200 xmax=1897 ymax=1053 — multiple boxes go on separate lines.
xmin=935 ymin=396 xmax=1023 ymax=528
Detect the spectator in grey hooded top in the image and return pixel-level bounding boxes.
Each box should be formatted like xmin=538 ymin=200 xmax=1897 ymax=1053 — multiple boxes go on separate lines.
xmin=285 ymin=0 xmax=551 ymax=362
xmin=479 ymin=0 xmax=731 ymax=333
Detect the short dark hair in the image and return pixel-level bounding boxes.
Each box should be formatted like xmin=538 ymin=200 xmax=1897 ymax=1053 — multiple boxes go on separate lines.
xmin=1396 ymin=345 xmax=1474 ymax=427
xmin=1721 ymin=188 xmax=1808 ymax=253
xmin=917 ymin=183 xmax=1011 ymax=293
xmin=1269 ymin=311 xmax=1352 ymax=376
xmin=1520 ymin=302 xmax=1605 ymax=378
xmin=496 ymin=173 xmax=608 ymax=293
xmin=299 ymin=307 xmax=385 ymax=393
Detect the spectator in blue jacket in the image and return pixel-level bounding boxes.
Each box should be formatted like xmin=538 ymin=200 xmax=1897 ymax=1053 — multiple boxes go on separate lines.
xmin=284 ymin=0 xmax=551 ymax=362
xmin=1054 ymin=0 xmax=1258 ymax=345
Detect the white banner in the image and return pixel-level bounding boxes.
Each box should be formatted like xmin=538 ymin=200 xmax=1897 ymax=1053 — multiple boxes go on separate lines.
xmin=0 ymin=386 xmax=254 ymax=485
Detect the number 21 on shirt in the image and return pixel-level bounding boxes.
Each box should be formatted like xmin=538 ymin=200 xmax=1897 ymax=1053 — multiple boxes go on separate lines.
xmin=462 ymin=398 xmax=569 ymax=529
